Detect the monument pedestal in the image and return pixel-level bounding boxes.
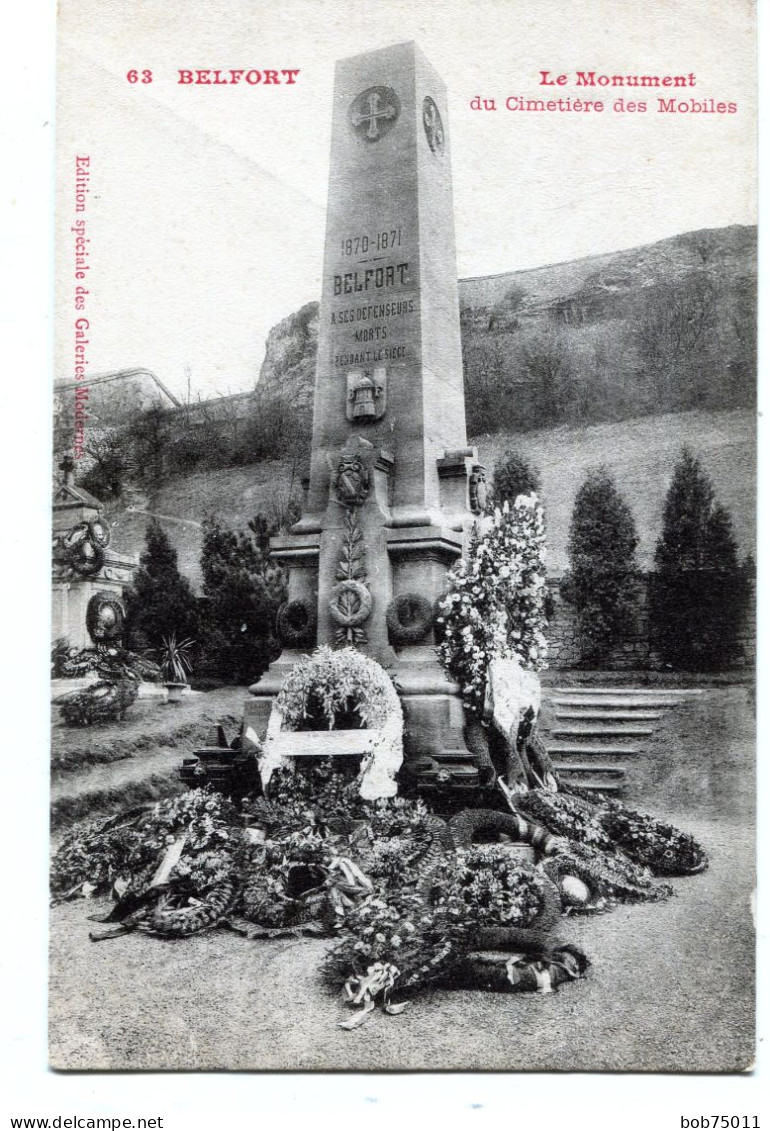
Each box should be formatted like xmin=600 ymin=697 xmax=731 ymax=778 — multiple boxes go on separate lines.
xmin=51 ymin=549 xmax=136 ymax=651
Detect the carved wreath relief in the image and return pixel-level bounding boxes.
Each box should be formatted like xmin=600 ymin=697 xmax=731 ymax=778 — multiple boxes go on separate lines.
xmin=349 ymin=86 xmax=400 ymax=143
xmin=329 ymin=445 xmax=374 ymax=645
xmin=52 ymin=517 xmax=112 ymax=579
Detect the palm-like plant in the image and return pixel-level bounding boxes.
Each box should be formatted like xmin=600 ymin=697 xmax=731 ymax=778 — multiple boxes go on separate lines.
xmin=154 ymin=633 xmax=195 ymax=684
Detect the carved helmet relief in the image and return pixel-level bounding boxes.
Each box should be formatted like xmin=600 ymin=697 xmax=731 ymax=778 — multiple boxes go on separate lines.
xmin=332 ymin=450 xmax=371 ymax=509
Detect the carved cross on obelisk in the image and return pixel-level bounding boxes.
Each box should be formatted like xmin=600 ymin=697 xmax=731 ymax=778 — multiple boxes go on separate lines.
xmin=349 ymin=89 xmax=398 ymax=140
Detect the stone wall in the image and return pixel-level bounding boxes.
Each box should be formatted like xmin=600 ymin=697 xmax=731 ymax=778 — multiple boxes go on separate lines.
xmin=545 ymin=573 xmax=755 ymax=672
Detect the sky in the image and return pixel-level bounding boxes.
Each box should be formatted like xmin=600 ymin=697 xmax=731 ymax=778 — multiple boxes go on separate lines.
xmin=55 ymin=0 xmax=756 ymax=400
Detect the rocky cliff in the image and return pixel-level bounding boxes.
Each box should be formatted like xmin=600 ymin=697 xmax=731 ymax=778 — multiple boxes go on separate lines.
xmin=256 ymin=225 xmax=756 ymax=437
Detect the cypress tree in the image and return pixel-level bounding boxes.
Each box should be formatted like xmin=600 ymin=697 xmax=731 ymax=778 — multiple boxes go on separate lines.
xmin=199 ymin=514 xmax=287 ymax=684
xmin=650 ymin=447 xmax=750 ymax=669
xmin=123 ymin=520 xmax=200 ymax=654
xmin=492 ymin=450 xmax=540 ymax=510
xmin=566 ymin=467 xmax=640 ymax=665
xmin=654 ymin=447 xmax=717 ymax=572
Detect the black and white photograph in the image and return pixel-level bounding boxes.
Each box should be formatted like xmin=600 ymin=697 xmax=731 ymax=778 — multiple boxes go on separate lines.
xmin=36 ymin=0 xmax=760 ymax=1086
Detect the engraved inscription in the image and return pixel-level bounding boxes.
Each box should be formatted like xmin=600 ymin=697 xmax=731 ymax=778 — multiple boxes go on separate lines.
xmin=333 ymin=262 xmax=409 ymax=295
xmin=340 ymin=229 xmax=403 ymax=257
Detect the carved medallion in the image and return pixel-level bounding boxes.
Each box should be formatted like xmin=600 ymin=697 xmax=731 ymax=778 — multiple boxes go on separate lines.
xmin=422 ymin=96 xmax=444 ymax=154
xmin=349 ymin=86 xmax=400 ymax=143
xmin=86 ymin=592 xmax=125 ymax=644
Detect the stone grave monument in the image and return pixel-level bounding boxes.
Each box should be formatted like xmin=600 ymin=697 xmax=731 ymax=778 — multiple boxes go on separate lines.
xmin=246 ymin=42 xmax=489 ymax=789
xmin=51 ymin=456 xmax=136 ymax=653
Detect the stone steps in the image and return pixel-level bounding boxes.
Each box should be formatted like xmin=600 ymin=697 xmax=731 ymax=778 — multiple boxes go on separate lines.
xmin=550 ymin=725 xmax=655 ymax=738
xmin=547 ymin=743 xmax=641 ymax=757
xmin=543 ymin=684 xmax=695 ymax=795
xmin=554 ymin=709 xmax=663 ymax=721
xmin=550 ymin=687 xmax=704 ymax=696
xmin=551 ymin=696 xmax=688 ymax=709
xmin=553 ymin=763 xmax=625 ymax=776
xmin=561 ymin=779 xmax=622 ymax=795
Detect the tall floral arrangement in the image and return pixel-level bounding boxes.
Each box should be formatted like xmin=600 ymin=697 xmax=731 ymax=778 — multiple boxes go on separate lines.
xmin=436 ymin=494 xmax=548 ymax=714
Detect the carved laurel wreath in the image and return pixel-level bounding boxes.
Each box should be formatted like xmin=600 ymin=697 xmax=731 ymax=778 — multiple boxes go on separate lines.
xmin=330 ymin=580 xmax=373 ymax=631
xmin=329 ymin=507 xmax=372 ymax=645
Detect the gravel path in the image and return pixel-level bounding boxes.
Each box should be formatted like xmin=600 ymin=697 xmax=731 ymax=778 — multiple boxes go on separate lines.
xmin=48 ymin=687 xmax=755 ymax=1072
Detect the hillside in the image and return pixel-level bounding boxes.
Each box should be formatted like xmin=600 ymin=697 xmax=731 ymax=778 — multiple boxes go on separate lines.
xmin=106 ymin=408 xmax=755 ymax=591
xmin=479 ymin=408 xmax=755 ymax=573
xmin=58 ymin=224 xmax=755 ymax=507
xmin=256 ymin=225 xmax=756 ymax=438
xmin=459 ymin=224 xmax=754 ymax=310
xmin=78 ymin=225 xmax=756 ymax=593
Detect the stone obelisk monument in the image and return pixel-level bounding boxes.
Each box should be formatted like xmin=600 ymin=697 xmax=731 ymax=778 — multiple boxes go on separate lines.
xmin=247 ymin=42 xmax=486 ymax=786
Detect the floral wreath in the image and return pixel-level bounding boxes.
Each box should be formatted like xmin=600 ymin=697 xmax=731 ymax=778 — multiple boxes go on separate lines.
xmin=240 ymin=831 xmax=335 ymax=929
xmin=276 ymin=599 xmax=317 ymax=648
xmin=386 ymin=593 xmax=434 ymax=646
xmin=260 ymin=646 xmax=404 ymax=801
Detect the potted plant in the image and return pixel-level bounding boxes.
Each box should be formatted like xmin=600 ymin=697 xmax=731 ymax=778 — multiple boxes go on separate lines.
xmin=155 ymin=633 xmax=195 ymax=703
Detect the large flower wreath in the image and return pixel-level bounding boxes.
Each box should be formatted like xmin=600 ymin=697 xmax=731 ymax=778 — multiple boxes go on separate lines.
xmin=260 ymin=646 xmax=404 ymax=800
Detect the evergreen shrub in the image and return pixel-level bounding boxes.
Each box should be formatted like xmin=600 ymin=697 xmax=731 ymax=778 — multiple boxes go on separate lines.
xmin=565 ymin=467 xmax=640 ymax=665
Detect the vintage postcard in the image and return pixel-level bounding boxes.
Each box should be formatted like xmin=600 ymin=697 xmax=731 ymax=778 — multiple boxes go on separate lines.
xmin=49 ymin=0 xmax=756 ymax=1074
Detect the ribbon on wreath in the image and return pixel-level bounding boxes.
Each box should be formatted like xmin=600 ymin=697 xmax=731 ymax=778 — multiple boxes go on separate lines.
xmin=503 ymin=945 xmax=588 ymax=994
xmin=340 ymin=962 xmax=408 ymax=1029
xmin=325 ymin=857 xmax=373 ymax=920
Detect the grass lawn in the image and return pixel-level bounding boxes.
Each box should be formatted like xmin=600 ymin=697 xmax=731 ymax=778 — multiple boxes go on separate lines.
xmin=50 ymin=687 xmax=247 ymax=829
